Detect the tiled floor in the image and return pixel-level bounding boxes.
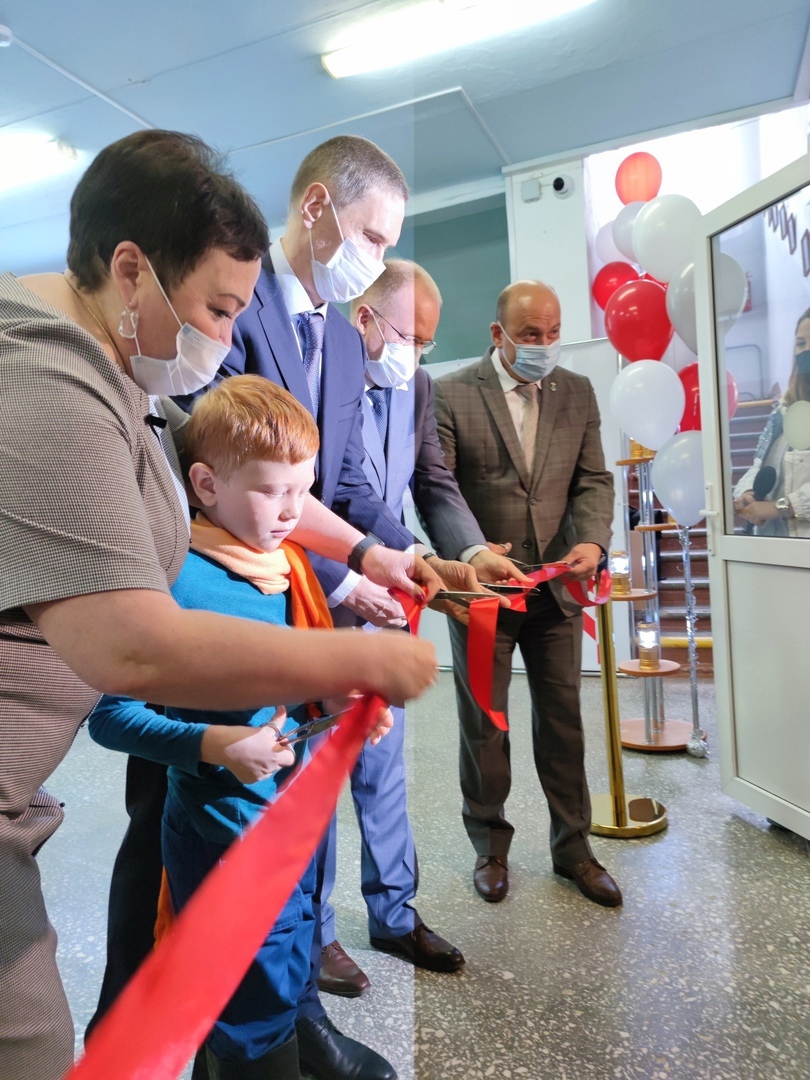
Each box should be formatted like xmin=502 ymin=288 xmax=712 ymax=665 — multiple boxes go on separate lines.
xmin=43 ymin=673 xmax=810 ymax=1080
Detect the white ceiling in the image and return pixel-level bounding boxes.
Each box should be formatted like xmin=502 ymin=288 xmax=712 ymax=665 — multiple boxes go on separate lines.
xmin=2 ymin=0 xmax=810 ymax=273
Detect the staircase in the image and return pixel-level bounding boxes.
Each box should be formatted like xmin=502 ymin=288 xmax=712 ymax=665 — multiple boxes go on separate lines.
xmin=626 ymin=398 xmax=774 ymax=676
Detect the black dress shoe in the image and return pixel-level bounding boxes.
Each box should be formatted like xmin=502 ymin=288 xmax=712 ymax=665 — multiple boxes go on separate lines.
xmin=205 ymin=1031 xmax=300 ymax=1078
xmin=553 ymin=858 xmax=622 ymax=907
xmin=296 ymin=1015 xmax=397 ymax=1080
xmin=317 ymin=940 xmax=371 ymax=998
xmin=370 ymin=923 xmax=465 ymax=973
xmin=473 ymin=855 xmax=508 ymax=902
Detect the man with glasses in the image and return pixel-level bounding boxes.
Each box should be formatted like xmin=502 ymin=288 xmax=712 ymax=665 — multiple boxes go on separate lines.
xmin=314 ymin=260 xmax=525 ymax=996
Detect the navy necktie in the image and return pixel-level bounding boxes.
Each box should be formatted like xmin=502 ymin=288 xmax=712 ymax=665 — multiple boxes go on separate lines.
xmin=367 ymin=386 xmax=389 ymax=450
xmin=299 ymin=311 xmax=324 ymax=418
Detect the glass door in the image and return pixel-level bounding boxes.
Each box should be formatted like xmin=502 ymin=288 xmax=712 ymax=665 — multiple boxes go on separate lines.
xmin=696 ymin=154 xmax=810 ymax=838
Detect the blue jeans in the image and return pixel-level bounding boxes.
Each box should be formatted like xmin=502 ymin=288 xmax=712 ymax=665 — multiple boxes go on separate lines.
xmin=162 ymin=798 xmax=316 ymax=1062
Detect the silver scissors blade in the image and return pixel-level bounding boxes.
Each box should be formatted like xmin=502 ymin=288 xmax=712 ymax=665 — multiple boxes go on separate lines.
xmin=278 ymin=709 xmax=350 ymax=745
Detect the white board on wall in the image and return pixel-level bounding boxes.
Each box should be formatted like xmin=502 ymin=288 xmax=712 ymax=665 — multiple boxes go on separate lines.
xmin=409 ymin=339 xmax=631 ymax=673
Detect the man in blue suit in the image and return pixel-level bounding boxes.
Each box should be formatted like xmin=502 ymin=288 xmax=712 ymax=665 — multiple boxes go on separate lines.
xmin=213 ymin=138 xmax=498 ymax=1080
xmin=316 ymin=261 xmax=527 ymax=996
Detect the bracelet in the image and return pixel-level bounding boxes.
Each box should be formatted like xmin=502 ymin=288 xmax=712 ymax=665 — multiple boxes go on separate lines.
xmin=347 ymin=533 xmax=384 ymax=574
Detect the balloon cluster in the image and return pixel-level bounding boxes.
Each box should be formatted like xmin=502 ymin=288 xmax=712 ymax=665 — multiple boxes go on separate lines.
xmin=594 ymin=152 xmax=748 ymax=526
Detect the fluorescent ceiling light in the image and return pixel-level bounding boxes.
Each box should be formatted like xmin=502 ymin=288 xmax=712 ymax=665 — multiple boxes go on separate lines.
xmin=0 ymin=130 xmax=79 ymax=194
xmin=322 ymin=0 xmax=598 ymax=79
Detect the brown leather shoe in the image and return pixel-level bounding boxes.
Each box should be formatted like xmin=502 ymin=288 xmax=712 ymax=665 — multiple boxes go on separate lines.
xmin=473 ymin=855 xmax=509 ymax=902
xmin=317 ymin=940 xmax=371 ymax=997
xmin=370 ymin=923 xmax=465 ymax=972
xmin=554 ymin=858 xmax=622 ymax=907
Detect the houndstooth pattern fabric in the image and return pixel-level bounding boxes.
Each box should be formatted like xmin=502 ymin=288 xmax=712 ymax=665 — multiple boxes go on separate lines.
xmin=0 ymin=272 xmax=189 ymax=1078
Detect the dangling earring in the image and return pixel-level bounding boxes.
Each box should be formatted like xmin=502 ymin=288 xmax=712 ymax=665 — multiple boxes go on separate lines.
xmin=118 ymin=304 xmax=139 ymax=339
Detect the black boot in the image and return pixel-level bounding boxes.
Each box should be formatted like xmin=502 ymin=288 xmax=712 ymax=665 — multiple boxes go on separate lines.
xmin=204 ymin=1032 xmax=300 ymax=1079
xmin=191 ymin=1047 xmax=212 ymax=1080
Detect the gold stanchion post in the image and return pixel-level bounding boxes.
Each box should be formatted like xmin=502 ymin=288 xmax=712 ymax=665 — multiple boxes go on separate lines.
xmin=590 ymin=599 xmax=668 ymax=838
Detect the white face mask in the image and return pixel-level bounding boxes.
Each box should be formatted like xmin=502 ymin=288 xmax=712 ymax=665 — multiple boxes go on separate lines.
xmin=310 ymin=193 xmax=386 ymax=304
xmin=125 ymin=258 xmax=230 ymax=396
xmin=365 ymin=312 xmax=420 ymax=388
xmin=500 ymin=325 xmax=561 ymax=383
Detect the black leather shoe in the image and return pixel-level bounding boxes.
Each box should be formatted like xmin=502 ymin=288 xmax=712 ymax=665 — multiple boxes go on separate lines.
xmin=370 ymin=923 xmax=465 ymax=973
xmin=473 ymin=855 xmax=508 ymax=902
xmin=317 ymin=940 xmax=371 ymax=997
xmin=205 ymin=1031 xmax=300 ymax=1078
xmin=296 ymin=1015 xmax=397 ymax=1080
xmin=553 ymin=858 xmax=622 ymax=907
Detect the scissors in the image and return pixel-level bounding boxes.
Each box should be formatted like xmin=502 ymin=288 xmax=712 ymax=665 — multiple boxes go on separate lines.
xmin=273 ymin=709 xmax=350 ymax=746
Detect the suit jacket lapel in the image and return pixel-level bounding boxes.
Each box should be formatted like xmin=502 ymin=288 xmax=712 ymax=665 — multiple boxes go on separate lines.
xmin=384 ymin=384 xmax=411 ymax=505
xmin=255 ymin=257 xmax=312 ymax=412
xmin=361 ymin=391 xmax=386 ymax=496
xmin=530 ymin=378 xmax=558 ymax=490
xmin=477 ymin=356 xmax=531 ymax=491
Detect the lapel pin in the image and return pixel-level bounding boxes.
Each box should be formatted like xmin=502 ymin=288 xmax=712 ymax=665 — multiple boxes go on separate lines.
xmin=549 ymin=381 xmax=557 ymax=391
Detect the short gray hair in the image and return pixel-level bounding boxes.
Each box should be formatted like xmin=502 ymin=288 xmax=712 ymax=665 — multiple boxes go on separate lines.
xmin=350 ymin=259 xmax=442 ymax=318
xmin=290 ymin=135 xmax=408 ymax=213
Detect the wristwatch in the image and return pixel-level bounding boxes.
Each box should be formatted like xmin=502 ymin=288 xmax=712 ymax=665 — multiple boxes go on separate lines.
xmin=347 ymin=533 xmax=384 ymax=574
xmin=775 ymin=496 xmax=793 ymax=518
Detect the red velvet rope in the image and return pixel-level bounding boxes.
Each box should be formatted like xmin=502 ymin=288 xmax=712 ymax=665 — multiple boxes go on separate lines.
xmin=66 ymin=695 xmax=384 ymax=1080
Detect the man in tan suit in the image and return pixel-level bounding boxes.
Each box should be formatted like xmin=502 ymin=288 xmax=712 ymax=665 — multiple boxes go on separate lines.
xmin=433 ymin=280 xmax=622 ymax=907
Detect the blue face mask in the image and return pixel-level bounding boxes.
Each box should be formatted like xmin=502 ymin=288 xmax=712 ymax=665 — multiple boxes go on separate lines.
xmin=499 ymin=325 xmax=561 ymax=382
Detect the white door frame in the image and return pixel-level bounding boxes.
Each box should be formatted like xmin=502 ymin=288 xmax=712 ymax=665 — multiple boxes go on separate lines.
xmin=695 ymin=152 xmax=810 ymax=837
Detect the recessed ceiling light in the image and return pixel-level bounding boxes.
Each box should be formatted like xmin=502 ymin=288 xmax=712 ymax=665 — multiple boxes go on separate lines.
xmin=322 ymin=0 xmax=598 ymax=79
xmin=0 ymin=131 xmax=80 ymax=194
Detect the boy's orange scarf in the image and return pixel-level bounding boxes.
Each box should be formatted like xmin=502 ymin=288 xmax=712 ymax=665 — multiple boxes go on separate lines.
xmin=154 ymin=514 xmax=333 ymax=945
xmin=189 ymin=514 xmax=333 ymax=631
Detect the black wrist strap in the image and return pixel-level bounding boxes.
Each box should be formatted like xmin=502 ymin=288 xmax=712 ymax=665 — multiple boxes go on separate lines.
xmin=348 ymin=533 xmax=384 ymax=575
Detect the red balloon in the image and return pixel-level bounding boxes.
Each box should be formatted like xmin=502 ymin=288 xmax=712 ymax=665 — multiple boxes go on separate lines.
xmin=678 ymin=363 xmax=739 ymax=431
xmin=604 ymin=280 xmax=673 ymax=361
xmin=678 ymin=363 xmax=701 ymax=430
xmin=640 ymin=272 xmax=667 ymax=289
xmin=615 ymin=152 xmax=662 ymax=205
xmin=592 ymin=261 xmax=639 ymax=311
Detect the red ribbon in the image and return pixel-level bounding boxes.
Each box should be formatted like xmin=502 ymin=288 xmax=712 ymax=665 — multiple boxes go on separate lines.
xmin=465 ymin=566 xmax=612 ymax=731
xmin=66 ymin=695 xmax=384 ymax=1080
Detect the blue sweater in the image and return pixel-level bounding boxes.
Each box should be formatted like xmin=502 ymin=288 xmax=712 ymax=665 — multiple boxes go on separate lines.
xmin=89 ymin=550 xmax=307 ymax=845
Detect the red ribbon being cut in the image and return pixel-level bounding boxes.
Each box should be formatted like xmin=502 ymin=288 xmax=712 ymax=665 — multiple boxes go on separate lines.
xmin=66 ymin=694 xmax=384 ymax=1080
xmin=465 ymin=566 xmax=612 ymax=732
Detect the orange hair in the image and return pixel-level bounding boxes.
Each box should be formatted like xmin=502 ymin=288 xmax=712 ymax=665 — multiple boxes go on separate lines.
xmin=186 ymin=375 xmax=319 ymax=477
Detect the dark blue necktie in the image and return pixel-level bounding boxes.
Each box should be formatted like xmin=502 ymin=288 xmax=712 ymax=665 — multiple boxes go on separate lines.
xmin=367 ymin=386 xmax=389 ymax=449
xmin=299 ymin=311 xmax=324 ymax=418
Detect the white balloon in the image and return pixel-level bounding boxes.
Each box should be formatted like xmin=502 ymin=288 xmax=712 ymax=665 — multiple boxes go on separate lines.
xmin=595 ymin=222 xmax=623 ymax=265
xmin=666 ymin=253 xmax=748 ymax=354
xmin=612 ymin=201 xmax=645 ymax=261
xmin=666 ymin=262 xmax=698 ymax=353
xmin=609 ymin=361 xmax=686 ymax=451
xmin=651 ymin=431 xmax=706 ymax=527
xmin=784 ymin=400 xmax=810 ymax=451
xmin=632 ymin=195 xmax=701 ymax=283
xmin=714 ymin=253 xmax=747 ymax=336
xmin=660 ymin=332 xmax=697 ymax=373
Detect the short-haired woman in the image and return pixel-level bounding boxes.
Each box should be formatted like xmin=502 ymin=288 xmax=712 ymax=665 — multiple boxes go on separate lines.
xmin=0 ymin=130 xmax=437 ymax=1080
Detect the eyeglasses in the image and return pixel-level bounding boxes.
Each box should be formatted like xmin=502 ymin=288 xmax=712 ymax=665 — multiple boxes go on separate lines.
xmin=371 ymin=307 xmax=437 ymax=355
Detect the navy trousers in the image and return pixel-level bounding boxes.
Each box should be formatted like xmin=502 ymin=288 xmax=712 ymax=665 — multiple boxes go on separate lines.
xmin=314 ymin=704 xmax=420 ymax=943
xmin=162 ymin=799 xmax=316 ymax=1061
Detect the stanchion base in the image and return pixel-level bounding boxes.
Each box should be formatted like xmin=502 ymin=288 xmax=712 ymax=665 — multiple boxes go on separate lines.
xmin=590 ymin=793 xmax=668 ymax=837
xmin=620 ymin=717 xmax=700 ymax=751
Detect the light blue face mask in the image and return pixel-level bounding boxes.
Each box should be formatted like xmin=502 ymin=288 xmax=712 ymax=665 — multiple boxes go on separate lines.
xmin=499 ymin=324 xmax=561 ymax=382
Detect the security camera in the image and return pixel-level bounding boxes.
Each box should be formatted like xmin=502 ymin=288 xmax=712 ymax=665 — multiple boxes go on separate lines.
xmin=552 ymin=175 xmax=574 ymax=198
